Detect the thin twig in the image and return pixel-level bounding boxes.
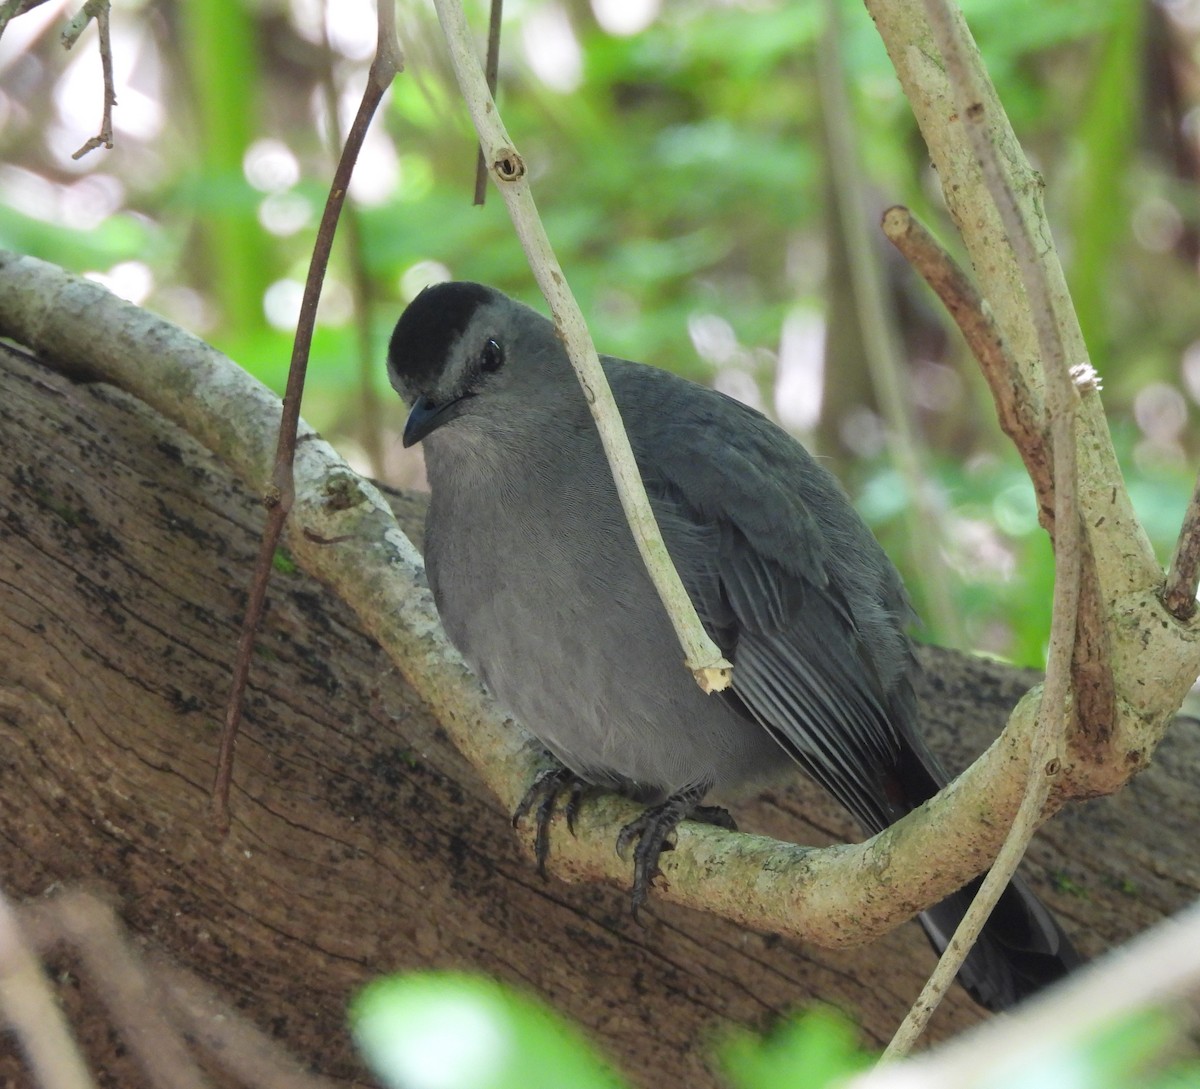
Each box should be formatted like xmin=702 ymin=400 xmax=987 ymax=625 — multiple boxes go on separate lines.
xmin=881 ymin=205 xmax=1054 ymax=523
xmin=473 ymin=0 xmax=503 ymax=205
xmin=883 ymin=735 xmax=1054 ymax=1057
xmin=0 ymin=888 xmax=97 ymax=1089
xmin=63 ymin=0 xmax=116 ymax=159
xmin=432 ymin=0 xmax=733 ymax=693
xmin=883 ymin=0 xmax=1085 ymax=1055
xmin=1163 ymin=469 xmax=1200 ymax=621
xmin=316 ymin=15 xmax=385 ymax=477
xmin=211 ymin=14 xmax=403 ymax=829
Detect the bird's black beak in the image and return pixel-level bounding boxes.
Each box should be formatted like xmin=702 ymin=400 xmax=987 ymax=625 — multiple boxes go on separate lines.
xmin=402 ymin=393 xmax=468 ymax=448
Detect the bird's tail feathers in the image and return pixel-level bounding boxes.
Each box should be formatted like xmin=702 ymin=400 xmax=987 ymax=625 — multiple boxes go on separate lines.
xmin=917 ymin=872 xmax=1082 ymax=1012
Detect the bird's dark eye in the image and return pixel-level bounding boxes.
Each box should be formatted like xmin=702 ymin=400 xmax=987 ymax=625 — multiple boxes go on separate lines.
xmin=480 ymin=338 xmax=504 ymax=373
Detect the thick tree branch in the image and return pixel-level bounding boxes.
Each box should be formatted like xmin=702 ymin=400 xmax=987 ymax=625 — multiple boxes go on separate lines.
xmin=0 ymin=250 xmax=1151 ymax=951
xmin=6 ymin=331 xmax=1200 ymax=1079
xmin=0 ymin=1 xmax=1193 ymax=976
xmin=0 ymin=0 xmax=1187 ymax=991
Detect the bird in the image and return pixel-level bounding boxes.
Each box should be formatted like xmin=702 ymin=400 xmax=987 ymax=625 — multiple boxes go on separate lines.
xmin=386 ymin=279 xmax=1080 ymax=1011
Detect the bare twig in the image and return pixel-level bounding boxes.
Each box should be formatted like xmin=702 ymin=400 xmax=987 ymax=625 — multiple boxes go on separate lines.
xmin=211 ymin=13 xmax=403 ymax=829
xmin=880 ymin=206 xmax=1054 ymax=521
xmin=1163 ymin=469 xmax=1200 ymax=621
xmin=883 ymin=0 xmax=1086 ymax=1055
xmin=63 ymin=0 xmax=116 ymax=159
xmin=432 ymin=0 xmax=733 ymax=693
xmin=316 ymin=14 xmax=385 ymax=477
xmin=0 ymin=889 xmax=97 ymax=1089
xmin=473 ymin=0 xmax=503 ymax=205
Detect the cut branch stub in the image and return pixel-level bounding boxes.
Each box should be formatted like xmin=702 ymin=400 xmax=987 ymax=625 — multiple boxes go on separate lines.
xmin=492 ymin=148 xmax=525 ymax=181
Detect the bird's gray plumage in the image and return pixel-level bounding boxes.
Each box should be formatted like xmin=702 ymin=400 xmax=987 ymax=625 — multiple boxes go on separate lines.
xmin=387 ymin=281 xmax=1080 ymax=1011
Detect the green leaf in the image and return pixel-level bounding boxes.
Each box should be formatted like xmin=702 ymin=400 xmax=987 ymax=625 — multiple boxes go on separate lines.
xmin=351 ymin=972 xmax=627 ymax=1089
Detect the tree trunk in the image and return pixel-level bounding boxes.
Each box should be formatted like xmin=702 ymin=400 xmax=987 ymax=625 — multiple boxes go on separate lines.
xmin=1 ymin=341 xmax=1195 ymax=1088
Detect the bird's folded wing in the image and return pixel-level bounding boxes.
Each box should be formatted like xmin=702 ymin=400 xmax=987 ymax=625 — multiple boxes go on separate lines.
xmin=612 ymin=361 xmax=911 ymax=829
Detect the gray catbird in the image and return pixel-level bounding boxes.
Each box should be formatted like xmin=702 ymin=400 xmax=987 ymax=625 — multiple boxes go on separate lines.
xmin=387 ymin=280 xmax=1080 ymax=1011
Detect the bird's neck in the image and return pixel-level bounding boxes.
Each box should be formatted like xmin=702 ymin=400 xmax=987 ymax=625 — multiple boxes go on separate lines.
xmin=422 ymin=400 xmax=610 ymax=523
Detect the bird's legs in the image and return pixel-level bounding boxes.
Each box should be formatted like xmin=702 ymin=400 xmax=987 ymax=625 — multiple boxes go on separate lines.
xmin=616 ymin=784 xmax=737 ymax=918
xmin=515 ymin=767 xmax=738 ymax=917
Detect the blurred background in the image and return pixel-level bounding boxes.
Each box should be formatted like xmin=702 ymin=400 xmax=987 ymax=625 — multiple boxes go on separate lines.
xmin=0 ymin=0 xmax=1196 ymax=666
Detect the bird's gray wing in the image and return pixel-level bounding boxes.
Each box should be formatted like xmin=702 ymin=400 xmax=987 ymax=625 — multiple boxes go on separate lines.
xmin=608 ymin=359 xmax=914 ymax=832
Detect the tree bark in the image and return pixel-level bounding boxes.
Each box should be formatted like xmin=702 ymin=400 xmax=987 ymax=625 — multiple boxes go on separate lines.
xmin=1 ymin=341 xmax=1196 ymax=1088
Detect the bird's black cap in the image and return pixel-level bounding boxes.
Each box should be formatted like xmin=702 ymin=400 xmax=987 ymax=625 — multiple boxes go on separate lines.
xmin=388 ymin=281 xmax=495 ymax=391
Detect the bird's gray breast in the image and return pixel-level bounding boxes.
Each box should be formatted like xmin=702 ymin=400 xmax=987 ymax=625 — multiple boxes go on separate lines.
xmin=421 ymin=436 xmax=780 ymax=801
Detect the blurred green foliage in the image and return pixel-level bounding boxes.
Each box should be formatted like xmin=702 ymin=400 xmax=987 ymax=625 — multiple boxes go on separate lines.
xmin=719 ymin=1005 xmax=870 ymax=1089
xmin=351 ymin=971 xmax=625 ymax=1089
xmin=352 ymin=969 xmax=1200 ymax=1089
xmin=1 ymin=0 xmax=1197 ymax=665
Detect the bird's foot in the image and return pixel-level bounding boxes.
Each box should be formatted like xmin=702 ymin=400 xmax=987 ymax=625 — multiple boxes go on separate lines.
xmin=691 ymin=805 xmax=738 ymax=832
xmin=512 ymin=763 xmax=592 ymax=878
xmin=615 ymin=787 xmax=736 ymax=919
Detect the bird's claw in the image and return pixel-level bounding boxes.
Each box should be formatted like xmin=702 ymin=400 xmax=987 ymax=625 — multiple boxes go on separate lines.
xmin=615 ymin=794 xmax=737 ymax=920
xmin=516 ymin=770 xmax=737 ymax=920
xmin=512 ymin=765 xmax=591 ymax=878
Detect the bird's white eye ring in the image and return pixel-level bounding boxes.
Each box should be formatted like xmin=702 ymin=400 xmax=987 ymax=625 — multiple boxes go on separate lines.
xmin=481 ymin=338 xmax=504 ymax=373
